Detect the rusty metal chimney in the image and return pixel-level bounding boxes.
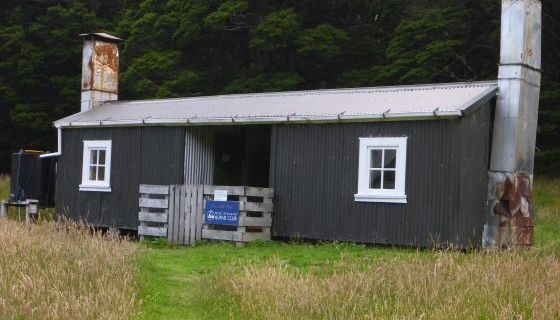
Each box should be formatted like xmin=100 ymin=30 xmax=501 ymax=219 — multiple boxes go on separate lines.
xmin=483 ymin=0 xmax=542 ymax=248
xmin=79 ymin=32 xmax=123 ymax=112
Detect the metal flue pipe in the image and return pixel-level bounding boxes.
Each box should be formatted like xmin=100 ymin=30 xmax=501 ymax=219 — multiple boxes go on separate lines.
xmin=483 ymin=0 xmax=542 ymax=248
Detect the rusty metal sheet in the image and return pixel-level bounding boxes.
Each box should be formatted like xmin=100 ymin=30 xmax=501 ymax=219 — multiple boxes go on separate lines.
xmin=91 ymin=42 xmax=119 ymax=93
xmin=485 ymin=172 xmax=534 ymax=247
xmin=81 ymin=39 xmax=119 ymax=94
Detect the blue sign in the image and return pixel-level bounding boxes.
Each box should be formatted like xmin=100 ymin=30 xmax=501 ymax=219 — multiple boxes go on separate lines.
xmin=204 ymin=200 xmax=240 ymax=226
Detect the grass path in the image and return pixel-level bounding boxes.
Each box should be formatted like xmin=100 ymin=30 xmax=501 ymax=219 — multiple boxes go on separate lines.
xmin=135 ymin=241 xmax=417 ymax=319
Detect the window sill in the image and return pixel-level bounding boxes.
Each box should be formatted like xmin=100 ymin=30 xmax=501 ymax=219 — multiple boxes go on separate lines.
xmin=79 ymin=185 xmax=112 ymax=192
xmin=354 ymin=193 xmax=407 ymax=203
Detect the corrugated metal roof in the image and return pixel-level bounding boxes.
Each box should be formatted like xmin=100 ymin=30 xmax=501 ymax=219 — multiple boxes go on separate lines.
xmin=55 ymin=81 xmax=497 ymax=127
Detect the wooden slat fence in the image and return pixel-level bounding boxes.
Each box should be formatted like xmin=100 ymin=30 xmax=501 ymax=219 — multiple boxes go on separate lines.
xmin=138 ymin=184 xmax=274 ymax=245
xmin=167 ymin=184 xmax=205 ymax=245
xmin=138 ymin=185 xmax=169 ymax=240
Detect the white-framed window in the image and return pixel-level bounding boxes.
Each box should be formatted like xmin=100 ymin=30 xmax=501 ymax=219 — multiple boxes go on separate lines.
xmin=354 ymin=137 xmax=407 ymax=203
xmin=79 ymin=140 xmax=112 ymax=192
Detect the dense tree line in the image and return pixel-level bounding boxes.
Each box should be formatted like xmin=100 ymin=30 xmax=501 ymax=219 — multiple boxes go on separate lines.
xmin=0 ymin=0 xmax=558 ymax=173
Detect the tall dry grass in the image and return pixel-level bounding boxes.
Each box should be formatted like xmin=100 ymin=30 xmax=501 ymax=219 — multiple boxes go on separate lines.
xmin=209 ymin=250 xmax=560 ymax=319
xmin=0 ymin=220 xmax=140 ymax=320
xmin=197 ymin=177 xmax=560 ymax=319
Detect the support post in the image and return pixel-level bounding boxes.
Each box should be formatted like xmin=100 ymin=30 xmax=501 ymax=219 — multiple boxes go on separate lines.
xmin=0 ymin=201 xmax=7 ymax=220
xmin=25 ymin=200 xmax=39 ymax=226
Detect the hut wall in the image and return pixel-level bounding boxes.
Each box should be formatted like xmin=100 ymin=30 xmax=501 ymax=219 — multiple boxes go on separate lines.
xmin=269 ymin=104 xmax=492 ymax=247
xmin=456 ymin=103 xmax=492 ymax=246
xmin=55 ymin=126 xmax=185 ymax=228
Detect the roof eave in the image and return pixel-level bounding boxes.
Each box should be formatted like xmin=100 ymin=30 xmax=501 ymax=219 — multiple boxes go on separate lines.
xmin=54 ymin=112 xmax=464 ymax=128
xmin=458 ymin=85 xmax=498 ymax=116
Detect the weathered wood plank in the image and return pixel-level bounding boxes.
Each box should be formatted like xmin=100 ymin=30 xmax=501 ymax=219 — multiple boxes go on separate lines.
xmin=203 ymin=185 xmax=245 ymax=196
xmin=245 ymin=187 xmax=274 ymax=198
xmin=202 ymin=229 xmax=243 ymax=242
xmin=263 ymin=195 xmax=273 ymax=205
xmin=139 ymin=221 xmax=147 ymax=241
xmin=182 ymin=185 xmax=191 ymax=245
xmin=238 ymin=216 xmax=272 ymax=227
xmin=139 ymin=198 xmax=168 ymax=209
xmin=172 ymin=185 xmax=179 ymax=244
xmin=139 ymin=184 xmax=169 ymax=195
xmin=138 ymin=226 xmax=167 ymax=237
xmin=167 ymin=185 xmax=175 ymax=242
xmin=196 ymin=191 xmax=205 ymax=242
xmin=188 ymin=185 xmax=197 ymax=245
xmin=176 ymin=185 xmax=182 ymax=244
xmin=185 ymin=185 xmax=197 ymax=244
xmin=239 ymin=202 xmax=274 ymax=212
xmin=139 ymin=212 xmax=168 ymax=223
xmin=242 ymin=231 xmax=271 ymax=242
xmin=177 ymin=185 xmax=185 ymax=244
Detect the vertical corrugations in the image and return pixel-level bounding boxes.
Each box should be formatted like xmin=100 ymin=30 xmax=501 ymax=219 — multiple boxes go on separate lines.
xmin=55 ymin=126 xmax=185 ymax=229
xmin=271 ymin=115 xmax=490 ymax=247
xmin=457 ymin=104 xmax=492 ymax=246
xmin=184 ymin=127 xmax=215 ymax=185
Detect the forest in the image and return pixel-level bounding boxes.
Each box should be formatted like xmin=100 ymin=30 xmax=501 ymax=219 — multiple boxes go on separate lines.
xmin=0 ymin=0 xmax=558 ymax=173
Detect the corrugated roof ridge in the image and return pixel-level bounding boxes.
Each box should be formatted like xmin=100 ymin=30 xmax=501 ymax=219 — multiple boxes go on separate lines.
xmin=105 ymin=80 xmax=497 ymax=106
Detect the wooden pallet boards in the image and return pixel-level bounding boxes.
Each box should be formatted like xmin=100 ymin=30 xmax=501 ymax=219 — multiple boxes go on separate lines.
xmin=138 ymin=184 xmax=274 ymax=245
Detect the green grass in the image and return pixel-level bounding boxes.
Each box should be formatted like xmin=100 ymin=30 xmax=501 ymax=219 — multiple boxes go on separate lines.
xmin=533 ymin=176 xmax=560 ymax=250
xmin=135 ymin=177 xmax=560 ymax=319
xmin=0 ymin=175 xmax=9 ymax=200
xmin=135 ymin=241 xmax=418 ymax=319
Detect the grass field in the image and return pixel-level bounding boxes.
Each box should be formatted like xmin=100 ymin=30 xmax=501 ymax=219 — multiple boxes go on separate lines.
xmin=135 ymin=176 xmax=560 ymax=319
xmin=0 ymin=176 xmax=558 ymax=319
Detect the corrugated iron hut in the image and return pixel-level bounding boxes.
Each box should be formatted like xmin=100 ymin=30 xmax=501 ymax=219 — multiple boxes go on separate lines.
xmin=45 ymin=0 xmax=542 ymax=248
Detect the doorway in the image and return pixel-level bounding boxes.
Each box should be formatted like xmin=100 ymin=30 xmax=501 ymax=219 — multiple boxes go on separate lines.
xmin=213 ymin=126 xmax=271 ymax=187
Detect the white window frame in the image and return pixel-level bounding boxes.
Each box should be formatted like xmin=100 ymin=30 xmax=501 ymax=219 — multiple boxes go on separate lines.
xmin=354 ymin=137 xmax=407 ymax=203
xmin=79 ymin=140 xmax=112 ymax=192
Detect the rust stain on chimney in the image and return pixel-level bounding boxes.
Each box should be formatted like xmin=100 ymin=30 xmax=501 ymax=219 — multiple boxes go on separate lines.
xmin=94 ymin=43 xmax=119 ymax=70
xmin=91 ymin=43 xmax=119 ymax=93
xmin=492 ymin=172 xmax=534 ymax=246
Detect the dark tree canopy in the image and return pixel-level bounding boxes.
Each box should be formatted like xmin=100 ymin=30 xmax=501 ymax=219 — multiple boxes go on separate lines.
xmin=0 ymin=0 xmax=558 ymax=173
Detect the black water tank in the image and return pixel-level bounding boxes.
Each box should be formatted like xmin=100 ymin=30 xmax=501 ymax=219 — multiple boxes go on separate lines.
xmin=10 ymin=150 xmax=56 ymax=206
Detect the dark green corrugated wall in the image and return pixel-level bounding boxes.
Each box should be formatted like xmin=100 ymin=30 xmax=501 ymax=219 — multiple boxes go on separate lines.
xmin=55 ymin=126 xmax=185 ymax=228
xmin=269 ymin=103 xmax=492 ymax=248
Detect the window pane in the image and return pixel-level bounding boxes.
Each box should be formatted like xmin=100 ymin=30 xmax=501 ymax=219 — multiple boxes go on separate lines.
xmin=369 ymin=170 xmax=382 ymax=189
xmin=384 ymin=149 xmax=397 ymax=168
xmin=90 ymin=150 xmax=97 ymax=164
xmin=370 ymin=150 xmax=382 ymax=168
xmin=98 ymin=166 xmax=105 ymax=181
xmin=89 ymin=166 xmax=97 ymax=180
xmin=98 ymin=150 xmax=106 ymax=165
xmin=383 ymin=170 xmax=396 ymax=189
